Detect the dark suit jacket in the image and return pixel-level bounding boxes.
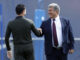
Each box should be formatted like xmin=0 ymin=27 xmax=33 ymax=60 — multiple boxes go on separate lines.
xmin=40 ymin=17 xmax=74 ymax=55
xmin=5 ymin=16 xmax=41 ymax=51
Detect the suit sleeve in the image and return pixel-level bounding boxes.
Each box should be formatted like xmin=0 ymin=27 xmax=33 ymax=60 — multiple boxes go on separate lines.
xmin=40 ymin=21 xmax=45 ymax=36
xmin=5 ymin=22 xmax=11 ymax=51
xmin=31 ymin=21 xmax=41 ymax=36
xmin=68 ymin=20 xmax=75 ymax=49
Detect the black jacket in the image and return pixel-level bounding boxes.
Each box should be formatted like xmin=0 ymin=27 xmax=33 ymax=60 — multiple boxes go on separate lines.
xmin=5 ymin=16 xmax=41 ymax=51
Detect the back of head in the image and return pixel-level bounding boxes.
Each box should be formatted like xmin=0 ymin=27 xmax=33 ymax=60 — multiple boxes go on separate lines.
xmin=16 ymin=4 xmax=26 ymax=15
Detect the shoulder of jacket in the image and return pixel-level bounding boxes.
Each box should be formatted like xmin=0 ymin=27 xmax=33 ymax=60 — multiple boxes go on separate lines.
xmin=60 ymin=17 xmax=70 ymax=24
xmin=42 ymin=18 xmax=50 ymax=23
xmin=8 ymin=20 xmax=14 ymax=24
xmin=24 ymin=18 xmax=34 ymax=24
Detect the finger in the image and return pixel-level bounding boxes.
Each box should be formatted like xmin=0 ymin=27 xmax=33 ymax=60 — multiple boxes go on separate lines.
xmin=40 ymin=30 xmax=42 ymax=33
xmin=9 ymin=55 xmax=12 ymax=59
xmin=69 ymin=50 xmax=71 ymax=54
xmin=7 ymin=53 xmax=12 ymax=59
xmin=69 ymin=50 xmax=73 ymax=54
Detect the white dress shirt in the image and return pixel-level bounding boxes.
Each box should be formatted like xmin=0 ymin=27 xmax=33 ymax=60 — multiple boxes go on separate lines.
xmin=51 ymin=15 xmax=63 ymax=48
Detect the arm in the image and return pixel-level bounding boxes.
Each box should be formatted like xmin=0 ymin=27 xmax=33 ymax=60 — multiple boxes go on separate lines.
xmin=5 ymin=22 xmax=12 ymax=59
xmin=68 ymin=20 xmax=75 ymax=54
xmin=35 ymin=21 xmax=45 ymax=37
xmin=31 ymin=21 xmax=42 ymax=36
xmin=5 ymin=22 xmax=11 ymax=51
xmin=68 ymin=20 xmax=75 ymax=49
xmin=39 ymin=21 xmax=45 ymax=36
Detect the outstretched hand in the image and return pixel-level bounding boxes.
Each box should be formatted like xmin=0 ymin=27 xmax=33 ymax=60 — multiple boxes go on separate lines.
xmin=37 ymin=28 xmax=42 ymax=34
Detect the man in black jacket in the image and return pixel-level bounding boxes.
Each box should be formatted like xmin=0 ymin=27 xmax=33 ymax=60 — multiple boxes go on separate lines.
xmin=5 ymin=4 xmax=41 ymax=60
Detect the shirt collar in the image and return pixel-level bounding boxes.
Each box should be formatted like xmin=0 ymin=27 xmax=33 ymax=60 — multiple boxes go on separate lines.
xmin=51 ymin=15 xmax=60 ymax=21
xmin=55 ymin=15 xmax=60 ymax=21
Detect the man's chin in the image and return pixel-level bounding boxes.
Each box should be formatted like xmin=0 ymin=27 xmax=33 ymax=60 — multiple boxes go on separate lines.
xmin=50 ymin=17 xmax=53 ymax=18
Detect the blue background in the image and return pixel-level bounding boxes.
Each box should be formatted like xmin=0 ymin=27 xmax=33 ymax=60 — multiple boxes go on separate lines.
xmin=0 ymin=0 xmax=80 ymax=60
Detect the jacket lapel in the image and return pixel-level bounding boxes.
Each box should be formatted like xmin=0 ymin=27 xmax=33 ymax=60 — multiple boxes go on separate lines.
xmin=60 ymin=17 xmax=65 ymax=42
xmin=60 ymin=18 xmax=64 ymax=32
xmin=47 ymin=18 xmax=52 ymax=36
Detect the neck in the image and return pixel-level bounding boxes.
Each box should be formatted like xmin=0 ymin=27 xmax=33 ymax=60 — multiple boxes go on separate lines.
xmin=51 ymin=14 xmax=59 ymax=19
xmin=51 ymin=16 xmax=57 ymax=19
xmin=18 ymin=14 xmax=24 ymax=16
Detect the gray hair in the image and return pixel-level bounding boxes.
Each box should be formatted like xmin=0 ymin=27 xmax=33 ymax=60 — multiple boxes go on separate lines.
xmin=48 ymin=3 xmax=60 ymax=14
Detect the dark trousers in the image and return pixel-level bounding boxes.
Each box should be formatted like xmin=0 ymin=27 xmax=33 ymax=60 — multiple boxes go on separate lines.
xmin=46 ymin=47 xmax=67 ymax=60
xmin=14 ymin=43 xmax=34 ymax=60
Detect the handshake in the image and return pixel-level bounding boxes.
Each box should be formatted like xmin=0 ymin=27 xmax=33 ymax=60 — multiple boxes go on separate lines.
xmin=37 ymin=28 xmax=42 ymax=34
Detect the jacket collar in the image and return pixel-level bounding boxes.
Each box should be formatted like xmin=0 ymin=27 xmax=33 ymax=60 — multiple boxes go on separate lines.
xmin=16 ymin=16 xmax=24 ymax=19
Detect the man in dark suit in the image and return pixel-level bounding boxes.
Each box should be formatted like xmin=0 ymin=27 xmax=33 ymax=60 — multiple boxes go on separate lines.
xmin=40 ymin=3 xmax=74 ymax=60
xmin=5 ymin=4 xmax=41 ymax=60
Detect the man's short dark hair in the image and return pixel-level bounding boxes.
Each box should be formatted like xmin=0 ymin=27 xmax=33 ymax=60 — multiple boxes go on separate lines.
xmin=16 ymin=4 xmax=25 ymax=15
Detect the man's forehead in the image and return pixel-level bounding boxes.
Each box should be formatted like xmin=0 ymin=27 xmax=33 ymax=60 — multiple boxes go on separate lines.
xmin=48 ymin=7 xmax=54 ymax=10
